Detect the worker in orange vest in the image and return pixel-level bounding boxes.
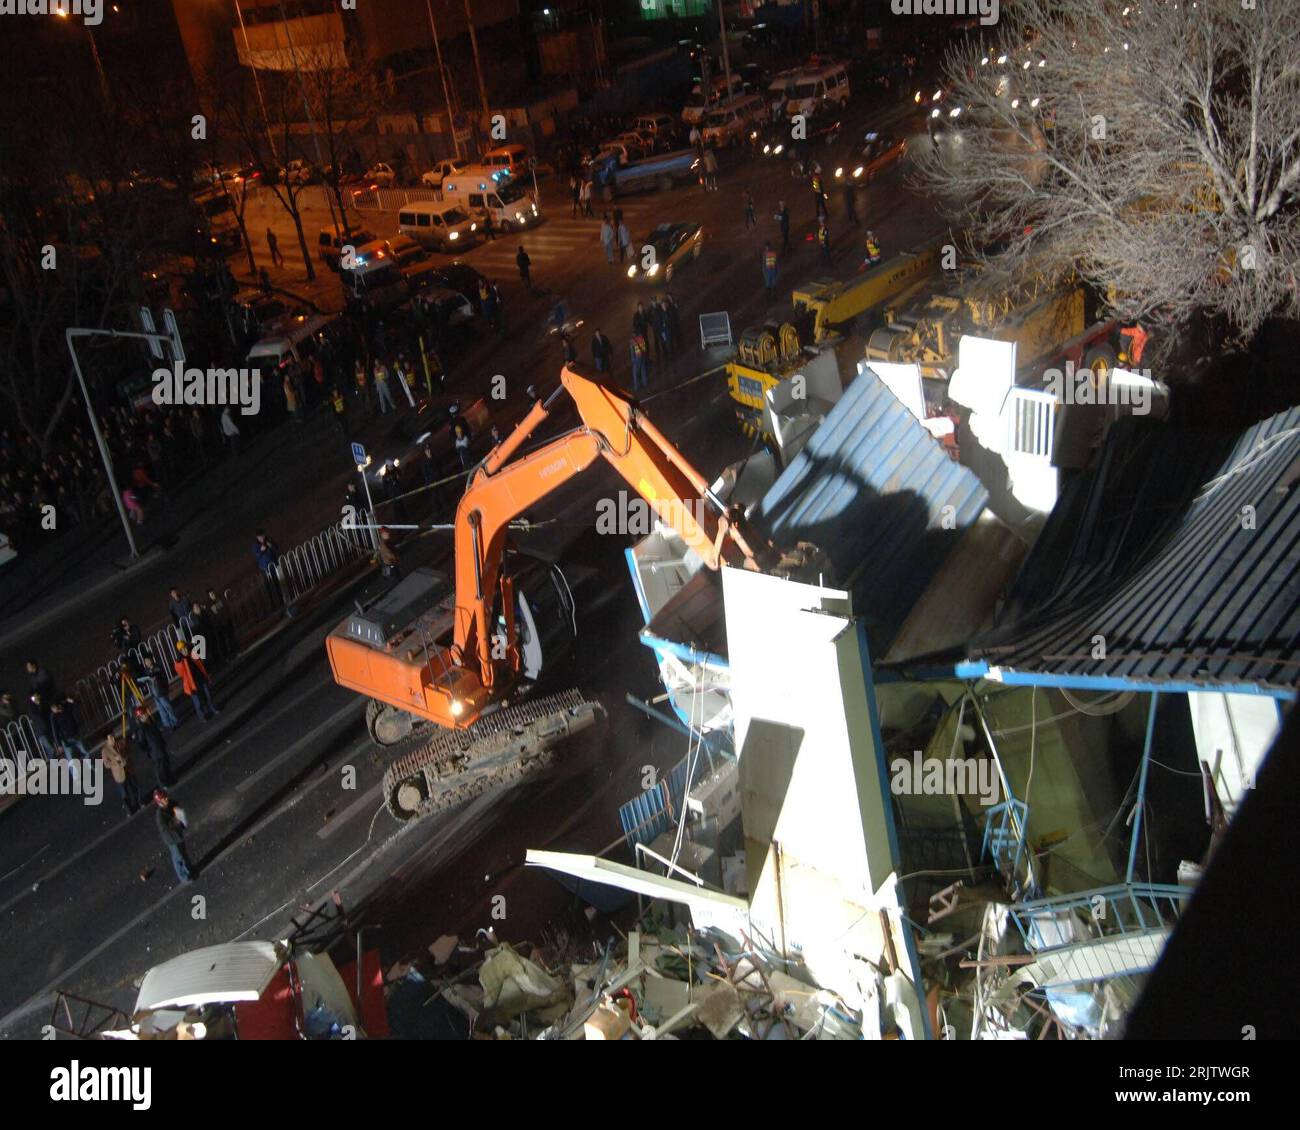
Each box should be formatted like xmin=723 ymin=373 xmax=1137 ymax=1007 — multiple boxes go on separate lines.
xmin=353 ymin=359 xmax=371 ymax=418
xmin=174 ymin=640 xmax=218 ymax=722
xmin=1119 ymin=324 xmax=1149 ymax=367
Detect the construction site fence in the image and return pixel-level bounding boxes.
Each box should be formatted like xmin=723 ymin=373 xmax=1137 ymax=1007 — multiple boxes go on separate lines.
xmin=45 ymin=510 xmax=377 ymax=736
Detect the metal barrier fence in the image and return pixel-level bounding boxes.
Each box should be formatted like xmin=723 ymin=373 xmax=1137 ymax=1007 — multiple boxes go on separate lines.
xmin=348 ymin=186 xmax=443 ymax=214
xmin=2 ymin=715 xmax=40 ymax=774
xmin=49 ymin=510 xmax=377 ymax=735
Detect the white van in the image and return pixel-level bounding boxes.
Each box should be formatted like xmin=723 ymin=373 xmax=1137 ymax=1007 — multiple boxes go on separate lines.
xmin=786 ymin=63 xmax=850 ymax=118
xmin=682 ymin=74 xmax=747 ymax=125
xmin=440 ymin=174 xmax=541 ymax=229
xmin=766 ymin=69 xmax=802 ymax=116
xmin=397 ymin=200 xmax=479 ymax=252
xmin=246 ymin=313 xmax=330 ymax=370
xmin=700 ymin=94 xmax=765 ymax=148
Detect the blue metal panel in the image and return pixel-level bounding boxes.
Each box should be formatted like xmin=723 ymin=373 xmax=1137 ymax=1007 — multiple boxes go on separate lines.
xmin=623 ymin=547 xmax=653 ymax=625
xmin=952 ymin=660 xmax=1296 ymax=700
xmin=618 ymin=757 xmax=692 ymax=850
xmin=755 ymin=366 xmax=988 ymax=652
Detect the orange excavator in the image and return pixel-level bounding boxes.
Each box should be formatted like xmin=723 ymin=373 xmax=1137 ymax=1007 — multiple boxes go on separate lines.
xmin=326 ymin=363 xmax=785 ymax=821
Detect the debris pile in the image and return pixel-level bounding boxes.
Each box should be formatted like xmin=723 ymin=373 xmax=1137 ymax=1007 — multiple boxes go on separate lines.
xmin=384 ymin=923 xmax=874 ymax=1040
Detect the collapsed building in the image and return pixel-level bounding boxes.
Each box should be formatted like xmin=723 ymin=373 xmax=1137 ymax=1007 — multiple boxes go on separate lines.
xmin=528 ymin=337 xmax=1298 ymax=1040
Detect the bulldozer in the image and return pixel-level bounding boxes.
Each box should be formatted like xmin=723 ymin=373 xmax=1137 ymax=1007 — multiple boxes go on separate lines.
xmin=327 ymin=363 xmax=801 ymax=823
xmin=864 ymin=269 xmax=1087 ymax=381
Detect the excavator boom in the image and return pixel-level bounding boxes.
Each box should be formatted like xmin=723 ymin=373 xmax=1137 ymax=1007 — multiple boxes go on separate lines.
xmin=328 ymin=363 xmax=771 ymax=736
xmin=326 ymin=364 xmax=805 ymax=821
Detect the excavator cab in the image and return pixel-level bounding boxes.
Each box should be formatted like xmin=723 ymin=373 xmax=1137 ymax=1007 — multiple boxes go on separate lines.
xmin=330 ymin=554 xmax=577 ymax=749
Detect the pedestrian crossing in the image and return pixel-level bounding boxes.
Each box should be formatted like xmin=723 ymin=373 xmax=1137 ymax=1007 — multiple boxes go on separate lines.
xmin=453 ymin=201 xmax=659 ymax=272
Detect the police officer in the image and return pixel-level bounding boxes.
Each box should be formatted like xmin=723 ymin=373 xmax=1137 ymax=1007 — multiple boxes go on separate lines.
xmin=818 ymin=217 xmax=832 ymax=266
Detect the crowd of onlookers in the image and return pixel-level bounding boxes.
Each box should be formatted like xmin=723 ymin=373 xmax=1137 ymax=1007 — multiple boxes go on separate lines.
xmin=0 ymin=400 xmax=245 ymax=550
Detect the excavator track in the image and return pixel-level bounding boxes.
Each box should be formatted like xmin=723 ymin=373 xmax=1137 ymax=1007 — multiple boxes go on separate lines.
xmin=382 ymin=689 xmax=603 ymax=822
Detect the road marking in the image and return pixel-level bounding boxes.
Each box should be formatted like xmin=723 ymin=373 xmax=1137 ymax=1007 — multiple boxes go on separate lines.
xmin=0 ymin=843 xmax=51 ymax=885
xmin=0 ymin=869 xmax=195 ymax=1036
xmin=317 ymin=779 xmax=384 ymax=839
xmin=235 ymin=699 xmax=364 ymax=792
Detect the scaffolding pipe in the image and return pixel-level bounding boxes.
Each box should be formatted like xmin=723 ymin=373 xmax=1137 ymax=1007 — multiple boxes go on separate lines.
xmin=1127 ymin=691 xmax=1159 ymax=884
xmin=966 ymin=688 xmax=1037 ymax=894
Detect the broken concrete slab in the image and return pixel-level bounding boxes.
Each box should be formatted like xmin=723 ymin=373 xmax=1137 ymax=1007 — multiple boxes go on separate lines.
xmin=695 ymin=981 xmax=744 ymax=1039
xmin=428 ymin=934 xmax=458 ymax=965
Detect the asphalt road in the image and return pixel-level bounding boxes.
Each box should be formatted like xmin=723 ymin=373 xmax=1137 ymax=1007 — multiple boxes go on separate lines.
xmin=0 ymin=94 xmax=949 ymax=1036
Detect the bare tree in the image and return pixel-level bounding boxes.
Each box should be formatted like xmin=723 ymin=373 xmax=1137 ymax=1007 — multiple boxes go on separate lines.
xmin=298 ymin=56 xmax=384 ymax=231
xmin=913 ymin=0 xmax=1300 ymax=356
xmin=227 ymin=70 xmax=318 ymax=282
xmin=0 ymin=81 xmax=183 ymax=454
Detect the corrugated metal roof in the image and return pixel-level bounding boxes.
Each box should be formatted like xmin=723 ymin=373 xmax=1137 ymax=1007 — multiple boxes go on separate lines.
xmin=964 ymin=408 xmax=1300 ymax=693
xmin=134 ymin=941 xmax=282 ymax=1014
xmin=754 ymin=366 xmax=988 ymax=651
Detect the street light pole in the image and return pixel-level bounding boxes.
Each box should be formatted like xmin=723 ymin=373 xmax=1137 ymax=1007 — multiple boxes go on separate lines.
xmin=716 ymin=0 xmax=734 ymax=106
xmin=55 ymin=9 xmax=111 ymax=107
xmin=65 ymin=329 xmax=140 ymax=561
xmin=461 ymin=0 xmax=491 ymax=151
xmin=233 ymin=0 xmax=281 ymax=166
xmin=66 ymin=322 xmax=186 ymax=561
xmin=425 ymin=0 xmax=462 ymax=160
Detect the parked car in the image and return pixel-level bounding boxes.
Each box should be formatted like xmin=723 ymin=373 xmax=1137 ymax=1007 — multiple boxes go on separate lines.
xmin=421 ymin=157 xmax=473 ymax=188
xmin=230 ymin=289 xmax=313 ymax=339
xmin=426 ymin=261 xmax=490 ymax=312
xmin=615 ymin=131 xmax=654 ymax=159
xmin=632 ymin=113 xmax=678 ymax=142
xmin=245 ymin=312 xmax=337 ymax=373
xmin=280 ymin=159 xmax=318 ymax=186
xmin=318 ymin=225 xmax=378 ymax=271
xmin=362 ymin=162 xmax=398 ymax=188
xmin=625 ymin=221 xmax=705 ymax=283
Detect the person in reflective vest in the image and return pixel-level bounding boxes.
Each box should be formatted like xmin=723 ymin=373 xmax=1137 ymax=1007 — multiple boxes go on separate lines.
xmin=817 ymin=218 xmax=831 ymax=264
xmin=629 ymin=332 xmax=649 ymax=393
xmin=762 ymin=242 xmax=778 ymax=297
xmin=861 ymin=230 xmax=881 ymax=270
xmin=1119 ymin=323 xmax=1149 ymax=367
xmin=330 ymin=386 xmax=347 ymax=435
